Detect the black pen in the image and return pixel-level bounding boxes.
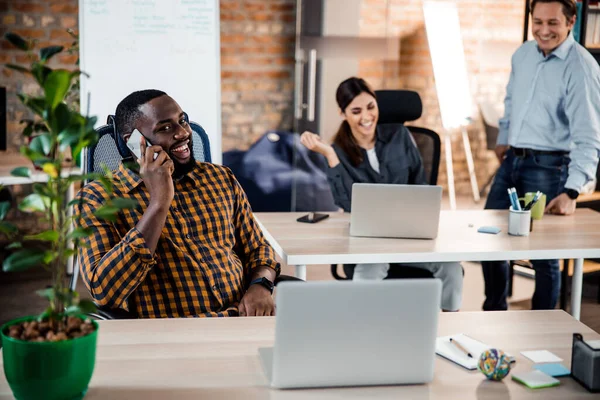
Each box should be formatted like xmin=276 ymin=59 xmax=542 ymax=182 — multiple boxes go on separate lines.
xmin=450 ymin=338 xmax=473 ymax=358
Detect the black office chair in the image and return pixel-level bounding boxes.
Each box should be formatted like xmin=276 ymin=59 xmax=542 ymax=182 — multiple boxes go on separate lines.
xmin=330 ymin=90 xmax=441 ymax=280
xmin=71 ymin=115 xmax=301 ymax=320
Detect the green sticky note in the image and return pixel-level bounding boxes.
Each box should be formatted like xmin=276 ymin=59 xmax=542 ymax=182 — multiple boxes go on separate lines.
xmin=512 ymin=370 xmax=560 ymax=389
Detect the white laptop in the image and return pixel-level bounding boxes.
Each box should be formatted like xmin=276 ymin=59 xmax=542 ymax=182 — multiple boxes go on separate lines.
xmin=350 ymin=183 xmax=443 ymax=239
xmin=259 ymin=279 xmax=442 ymax=389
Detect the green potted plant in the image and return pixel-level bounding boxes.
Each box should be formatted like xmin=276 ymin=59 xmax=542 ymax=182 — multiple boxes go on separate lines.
xmin=0 ymin=32 xmax=135 ymax=400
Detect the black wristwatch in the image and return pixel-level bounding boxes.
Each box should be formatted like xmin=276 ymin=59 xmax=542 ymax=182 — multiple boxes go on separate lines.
xmin=563 ymin=188 xmax=579 ymax=200
xmin=249 ymin=277 xmax=274 ymax=294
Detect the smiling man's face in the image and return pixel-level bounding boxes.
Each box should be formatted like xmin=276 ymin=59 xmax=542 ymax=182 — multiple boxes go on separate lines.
xmin=531 ymin=1 xmax=575 ymax=56
xmin=134 ymin=95 xmax=196 ymax=178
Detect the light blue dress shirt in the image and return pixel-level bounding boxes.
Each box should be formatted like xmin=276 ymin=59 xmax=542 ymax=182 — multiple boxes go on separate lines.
xmin=498 ymin=33 xmax=600 ymax=192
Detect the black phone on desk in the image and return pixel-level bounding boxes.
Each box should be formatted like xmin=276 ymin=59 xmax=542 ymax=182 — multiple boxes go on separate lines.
xmin=297 ymin=212 xmax=329 ymax=224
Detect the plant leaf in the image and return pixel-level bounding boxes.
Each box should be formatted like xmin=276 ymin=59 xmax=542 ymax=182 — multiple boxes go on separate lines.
xmin=5 ymin=64 xmax=30 ymax=74
xmin=17 ymin=94 xmax=46 ymax=117
xmin=30 ymin=134 xmax=52 ymax=156
xmin=31 ymin=63 xmax=52 ymax=86
xmin=6 ymin=242 xmax=22 ymax=249
xmin=67 ymin=197 xmax=88 ymax=207
xmin=0 ymin=221 xmax=18 ymax=234
xmin=40 ymin=45 xmax=64 ymax=62
xmin=0 ymin=201 xmax=11 ymax=220
xmin=93 ymin=205 xmax=120 ymax=222
xmin=20 ymin=145 xmax=46 ymax=162
xmin=44 ymin=70 xmax=72 ymax=110
xmin=37 ymin=307 xmax=58 ymax=322
xmin=19 ymin=193 xmax=48 ymax=213
xmin=42 ymin=251 xmax=57 ymax=265
xmin=10 ymin=167 xmax=31 ymax=178
xmin=49 ymin=102 xmax=72 ymax=137
xmin=24 ymin=229 xmax=59 ymax=242
xmin=111 ymin=198 xmax=138 ymax=209
xmin=2 ymin=249 xmax=46 ymax=272
xmin=77 ymin=299 xmax=97 ymax=314
xmin=98 ymin=175 xmax=113 ymax=195
xmin=68 ymin=227 xmax=93 ymax=240
xmin=4 ymin=32 xmax=30 ymax=51
xmin=67 ymin=173 xmax=99 ymax=185
xmin=36 ymin=288 xmax=55 ymax=301
xmin=32 ymin=183 xmax=53 ymax=198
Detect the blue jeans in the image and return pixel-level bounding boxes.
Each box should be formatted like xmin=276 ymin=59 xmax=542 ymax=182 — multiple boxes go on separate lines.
xmin=482 ymin=149 xmax=569 ymax=311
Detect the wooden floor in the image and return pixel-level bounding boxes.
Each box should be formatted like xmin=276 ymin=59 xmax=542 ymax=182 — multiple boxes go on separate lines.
xmin=1 ymin=195 xmax=599 ymax=334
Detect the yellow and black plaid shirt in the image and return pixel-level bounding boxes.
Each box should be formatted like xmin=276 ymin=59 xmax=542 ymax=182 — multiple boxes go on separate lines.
xmin=75 ymin=162 xmax=280 ymax=318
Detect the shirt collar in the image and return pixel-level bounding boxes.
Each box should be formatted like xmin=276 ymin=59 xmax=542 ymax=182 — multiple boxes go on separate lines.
xmin=538 ymin=32 xmax=575 ymax=60
xmin=375 ymin=124 xmax=395 ymax=144
xmin=116 ymin=162 xmax=144 ymax=194
xmin=116 ymin=161 xmax=205 ymax=194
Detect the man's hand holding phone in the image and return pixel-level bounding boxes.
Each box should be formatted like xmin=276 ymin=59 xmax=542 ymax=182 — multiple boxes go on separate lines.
xmin=138 ymin=135 xmax=175 ymax=209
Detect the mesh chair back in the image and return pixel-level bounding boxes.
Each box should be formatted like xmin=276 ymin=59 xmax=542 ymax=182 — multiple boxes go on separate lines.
xmin=406 ymin=127 xmax=440 ymax=185
xmin=189 ymin=122 xmax=211 ymax=163
xmin=375 ymin=90 xmax=441 ymax=186
xmin=88 ymin=124 xmax=123 ymax=175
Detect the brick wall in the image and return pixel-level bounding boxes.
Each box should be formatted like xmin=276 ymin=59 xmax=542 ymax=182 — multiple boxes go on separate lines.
xmin=0 ymin=0 xmax=296 ymax=154
xmin=359 ymin=0 xmax=525 ymax=196
xmin=1 ymin=0 xmax=525 ymax=198
xmin=1 ymin=0 xmax=80 ymax=152
xmin=220 ymin=0 xmax=296 ymax=151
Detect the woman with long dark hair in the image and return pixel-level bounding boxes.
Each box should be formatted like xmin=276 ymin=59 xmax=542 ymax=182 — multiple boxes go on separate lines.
xmin=300 ymin=77 xmax=463 ymax=311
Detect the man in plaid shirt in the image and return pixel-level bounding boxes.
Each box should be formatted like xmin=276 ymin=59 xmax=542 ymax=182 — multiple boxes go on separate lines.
xmin=76 ymin=90 xmax=280 ymax=318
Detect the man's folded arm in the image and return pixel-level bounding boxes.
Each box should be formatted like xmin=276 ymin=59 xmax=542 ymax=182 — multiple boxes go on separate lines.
xmin=76 ymin=190 xmax=156 ymax=309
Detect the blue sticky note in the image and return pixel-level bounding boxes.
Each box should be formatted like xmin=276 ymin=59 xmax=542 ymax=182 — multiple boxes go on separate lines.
xmin=477 ymin=226 xmax=501 ymax=234
xmin=533 ymin=363 xmax=570 ymax=377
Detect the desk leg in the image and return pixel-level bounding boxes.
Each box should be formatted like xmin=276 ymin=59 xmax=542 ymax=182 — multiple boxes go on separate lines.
xmin=294 ymin=265 xmax=307 ymax=281
xmin=571 ymin=258 xmax=583 ymax=320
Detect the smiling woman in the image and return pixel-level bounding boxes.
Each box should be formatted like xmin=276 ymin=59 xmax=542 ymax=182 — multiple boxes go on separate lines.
xmin=298 ymin=77 xmax=464 ymax=311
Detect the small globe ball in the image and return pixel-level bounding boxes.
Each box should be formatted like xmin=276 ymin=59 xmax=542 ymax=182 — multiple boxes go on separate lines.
xmin=478 ymin=348 xmax=512 ymax=381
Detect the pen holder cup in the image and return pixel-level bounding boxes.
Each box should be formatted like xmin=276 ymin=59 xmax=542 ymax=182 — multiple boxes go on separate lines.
xmin=571 ymin=333 xmax=600 ymax=392
xmin=508 ymin=207 xmax=531 ymax=236
xmin=518 ymin=192 xmax=547 ymax=220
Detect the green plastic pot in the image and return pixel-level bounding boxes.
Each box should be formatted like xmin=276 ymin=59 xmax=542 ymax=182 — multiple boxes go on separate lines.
xmin=1 ymin=316 xmax=98 ymax=400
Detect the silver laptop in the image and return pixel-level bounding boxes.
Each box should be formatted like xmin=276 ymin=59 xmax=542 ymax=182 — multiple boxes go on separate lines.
xmin=259 ymin=279 xmax=442 ymax=389
xmin=350 ymin=183 xmax=443 ymax=239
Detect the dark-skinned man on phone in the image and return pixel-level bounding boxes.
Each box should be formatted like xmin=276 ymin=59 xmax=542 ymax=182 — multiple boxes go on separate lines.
xmin=75 ymin=89 xmax=279 ymax=318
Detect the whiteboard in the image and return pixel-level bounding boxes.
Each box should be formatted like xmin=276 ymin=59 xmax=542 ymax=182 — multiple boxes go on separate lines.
xmin=79 ymin=0 xmax=222 ymax=163
xmin=423 ymin=1 xmax=472 ymax=130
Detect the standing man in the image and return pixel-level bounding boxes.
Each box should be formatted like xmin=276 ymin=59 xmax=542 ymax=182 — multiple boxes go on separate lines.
xmin=483 ymin=0 xmax=600 ymax=311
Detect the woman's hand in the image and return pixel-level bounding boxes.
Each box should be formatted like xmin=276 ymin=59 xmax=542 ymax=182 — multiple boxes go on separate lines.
xmin=300 ymin=131 xmax=333 ymax=157
xmin=300 ymin=131 xmax=340 ymax=168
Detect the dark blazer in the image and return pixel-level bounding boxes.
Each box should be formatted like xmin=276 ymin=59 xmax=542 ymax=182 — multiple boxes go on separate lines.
xmin=326 ymin=123 xmax=427 ymax=212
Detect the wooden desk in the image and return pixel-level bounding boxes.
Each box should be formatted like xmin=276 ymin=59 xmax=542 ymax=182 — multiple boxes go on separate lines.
xmin=1 ymin=311 xmax=597 ymax=399
xmin=255 ymin=210 xmax=600 ymax=319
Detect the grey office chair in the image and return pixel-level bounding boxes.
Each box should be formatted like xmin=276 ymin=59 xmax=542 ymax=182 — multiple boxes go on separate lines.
xmin=331 ymin=90 xmax=441 ymax=280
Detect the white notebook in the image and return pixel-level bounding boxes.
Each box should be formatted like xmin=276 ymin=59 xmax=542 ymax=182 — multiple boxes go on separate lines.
xmin=436 ymin=334 xmax=514 ymax=370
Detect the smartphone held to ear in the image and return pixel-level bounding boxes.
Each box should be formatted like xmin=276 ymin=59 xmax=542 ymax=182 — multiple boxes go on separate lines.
xmin=127 ymin=129 xmax=158 ymax=160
